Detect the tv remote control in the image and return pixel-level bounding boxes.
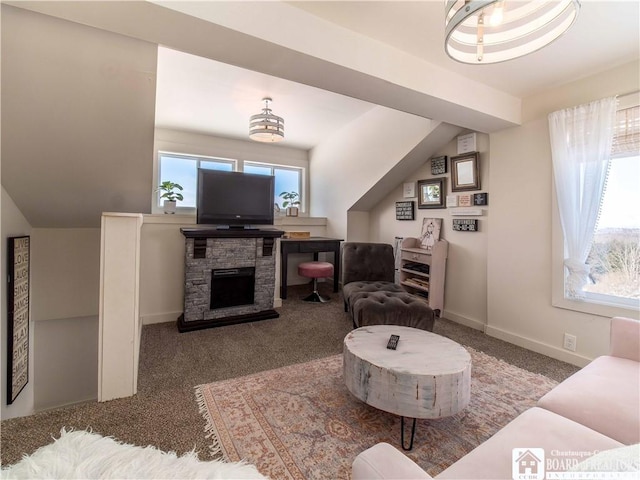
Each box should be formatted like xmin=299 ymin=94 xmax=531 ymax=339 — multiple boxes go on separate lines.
xmin=387 ymin=334 xmax=400 ymax=350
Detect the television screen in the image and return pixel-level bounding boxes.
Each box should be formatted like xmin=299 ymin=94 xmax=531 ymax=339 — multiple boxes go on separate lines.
xmin=197 ymin=170 xmax=275 ymax=227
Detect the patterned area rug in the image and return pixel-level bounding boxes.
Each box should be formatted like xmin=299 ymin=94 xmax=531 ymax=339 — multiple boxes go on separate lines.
xmin=195 ymin=349 xmax=557 ymax=480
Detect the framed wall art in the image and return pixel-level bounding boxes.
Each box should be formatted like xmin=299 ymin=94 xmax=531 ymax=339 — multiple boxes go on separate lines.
xmin=451 ymin=152 xmax=480 ymax=192
xmin=420 ymin=218 xmax=442 ymax=251
xmin=473 ymin=192 xmax=489 ymax=205
xmin=403 ymin=182 xmax=416 ymax=198
xmin=7 ymin=236 xmax=30 ymax=404
xmin=430 ymin=155 xmax=448 ymax=175
xmin=395 ymin=201 xmax=415 ymax=220
xmin=417 ymin=178 xmax=446 ymax=209
xmin=453 ymin=219 xmax=479 ymax=231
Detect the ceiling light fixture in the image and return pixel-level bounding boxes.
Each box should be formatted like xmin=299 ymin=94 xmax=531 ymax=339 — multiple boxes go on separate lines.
xmin=249 ymin=97 xmax=285 ymax=143
xmin=445 ymin=0 xmax=580 ymax=64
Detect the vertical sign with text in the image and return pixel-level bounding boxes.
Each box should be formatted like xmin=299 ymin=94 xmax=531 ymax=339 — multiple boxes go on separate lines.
xmin=7 ymin=236 xmax=30 ymax=404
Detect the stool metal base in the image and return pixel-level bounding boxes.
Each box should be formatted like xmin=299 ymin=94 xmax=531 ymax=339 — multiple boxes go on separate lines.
xmin=302 ymin=291 xmax=330 ymax=303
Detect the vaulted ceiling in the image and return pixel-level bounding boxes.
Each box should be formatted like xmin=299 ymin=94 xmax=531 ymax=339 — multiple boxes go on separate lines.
xmin=153 ymin=1 xmax=639 ymax=149
xmin=2 ymin=1 xmax=638 ymax=227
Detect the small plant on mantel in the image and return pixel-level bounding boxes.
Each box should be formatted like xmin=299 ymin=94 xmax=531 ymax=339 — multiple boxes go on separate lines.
xmin=279 ymin=191 xmax=300 ymax=217
xmin=157 ymin=181 xmax=184 ymax=214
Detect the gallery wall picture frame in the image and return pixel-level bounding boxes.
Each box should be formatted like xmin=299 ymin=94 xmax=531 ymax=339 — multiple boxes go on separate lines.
xmin=458 ymin=194 xmax=472 ymax=207
xmin=7 ymin=236 xmax=30 ymax=405
xmin=446 ymin=194 xmax=458 ymax=207
xmin=451 ymin=152 xmax=480 ymax=192
xmin=417 ymin=178 xmax=446 ymax=209
xmin=420 ymin=218 xmax=442 ymax=251
xmin=403 ymin=182 xmax=416 ymax=198
xmin=473 ymin=192 xmax=489 ymax=205
xmin=453 ymin=218 xmax=479 ymax=231
xmin=395 ymin=201 xmax=415 ymax=220
xmin=430 ymin=155 xmax=448 ymax=175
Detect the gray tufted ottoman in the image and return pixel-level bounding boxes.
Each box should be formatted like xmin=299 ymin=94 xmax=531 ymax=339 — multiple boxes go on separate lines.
xmin=343 ymin=280 xmax=405 ymax=314
xmin=351 ymin=291 xmax=436 ymax=332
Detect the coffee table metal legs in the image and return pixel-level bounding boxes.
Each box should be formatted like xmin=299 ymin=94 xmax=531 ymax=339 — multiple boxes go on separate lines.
xmin=400 ymin=417 xmax=417 ymax=451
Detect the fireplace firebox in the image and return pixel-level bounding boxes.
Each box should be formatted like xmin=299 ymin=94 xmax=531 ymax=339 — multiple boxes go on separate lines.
xmin=210 ymin=267 xmax=255 ymax=309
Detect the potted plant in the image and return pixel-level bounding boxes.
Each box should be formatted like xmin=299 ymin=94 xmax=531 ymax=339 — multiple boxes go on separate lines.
xmin=157 ymin=181 xmax=184 ymax=214
xmin=279 ymin=191 xmax=300 ymax=217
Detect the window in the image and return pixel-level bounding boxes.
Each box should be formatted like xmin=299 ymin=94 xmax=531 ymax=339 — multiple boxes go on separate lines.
xmin=552 ymin=99 xmax=639 ymax=313
xmin=158 ymin=152 xmax=234 ymax=208
xmin=156 ymin=153 xmax=305 ymax=213
xmin=583 ymin=103 xmax=640 ymax=306
xmin=244 ymin=162 xmax=303 ymax=211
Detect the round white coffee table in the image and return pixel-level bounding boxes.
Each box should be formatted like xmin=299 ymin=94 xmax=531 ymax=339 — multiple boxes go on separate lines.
xmin=343 ymin=325 xmax=471 ymax=450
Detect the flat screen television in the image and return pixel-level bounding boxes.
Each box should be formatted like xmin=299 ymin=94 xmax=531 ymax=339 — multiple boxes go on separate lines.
xmin=197 ymin=169 xmax=275 ymax=228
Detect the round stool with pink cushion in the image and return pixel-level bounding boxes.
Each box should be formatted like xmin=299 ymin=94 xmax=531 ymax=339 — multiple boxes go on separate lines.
xmin=297 ymin=261 xmax=334 ymax=303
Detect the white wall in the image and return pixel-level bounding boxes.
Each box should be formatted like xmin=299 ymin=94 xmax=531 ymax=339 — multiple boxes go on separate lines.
xmin=486 ymin=61 xmax=640 ymax=367
xmin=309 ymin=106 xmax=433 ymax=239
xmin=1 ymin=5 xmax=157 ymax=228
xmin=1 ymin=187 xmax=35 ymax=419
xmin=29 ymin=228 xmax=101 ymax=409
xmin=34 ymin=316 xmax=98 ymax=411
xmin=31 ymin=229 xmax=101 ymax=322
xmin=369 ymin=134 xmax=491 ymax=331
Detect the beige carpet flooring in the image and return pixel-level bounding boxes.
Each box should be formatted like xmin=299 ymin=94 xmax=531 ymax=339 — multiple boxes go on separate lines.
xmin=0 ymin=284 xmax=579 ymax=466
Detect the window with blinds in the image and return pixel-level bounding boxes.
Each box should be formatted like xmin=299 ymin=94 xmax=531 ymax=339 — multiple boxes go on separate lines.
xmin=583 ymin=99 xmax=639 ymax=305
xmin=612 ymin=104 xmax=640 ymax=157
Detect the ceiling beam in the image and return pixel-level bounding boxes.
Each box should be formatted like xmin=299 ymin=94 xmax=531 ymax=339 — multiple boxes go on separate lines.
xmin=9 ymin=0 xmax=521 ymax=133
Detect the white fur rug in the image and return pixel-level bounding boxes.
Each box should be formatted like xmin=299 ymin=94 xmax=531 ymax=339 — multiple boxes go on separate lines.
xmin=1 ymin=428 xmax=268 ymax=479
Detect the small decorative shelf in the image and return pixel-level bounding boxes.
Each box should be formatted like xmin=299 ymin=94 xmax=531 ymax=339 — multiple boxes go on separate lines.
xmin=399 ymin=238 xmax=448 ymax=314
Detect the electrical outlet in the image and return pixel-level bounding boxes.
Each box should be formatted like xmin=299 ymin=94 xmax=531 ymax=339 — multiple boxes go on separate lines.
xmin=563 ymin=333 xmax=577 ymax=352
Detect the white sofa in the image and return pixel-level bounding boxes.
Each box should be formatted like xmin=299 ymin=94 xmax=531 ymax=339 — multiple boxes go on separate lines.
xmin=352 ymin=316 xmax=640 ymax=479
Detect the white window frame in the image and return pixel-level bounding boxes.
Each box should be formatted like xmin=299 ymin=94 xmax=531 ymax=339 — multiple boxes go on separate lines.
xmin=153 ymin=152 xmax=306 ymax=215
xmin=551 ymin=94 xmax=640 ymax=318
xmin=244 ymin=161 xmax=305 ymax=214
xmin=155 ymin=151 xmax=237 ymax=214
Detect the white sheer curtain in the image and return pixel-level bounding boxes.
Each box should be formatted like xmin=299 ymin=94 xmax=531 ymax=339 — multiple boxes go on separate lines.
xmin=548 ymin=97 xmax=617 ymax=299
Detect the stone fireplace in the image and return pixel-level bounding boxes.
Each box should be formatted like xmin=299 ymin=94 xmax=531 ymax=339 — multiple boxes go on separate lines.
xmin=178 ymin=228 xmax=284 ymax=332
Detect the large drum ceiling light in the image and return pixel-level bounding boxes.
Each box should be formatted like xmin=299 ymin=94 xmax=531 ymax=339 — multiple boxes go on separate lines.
xmin=445 ymin=0 xmax=581 ymax=64
xmin=249 ymin=97 xmax=285 ymax=143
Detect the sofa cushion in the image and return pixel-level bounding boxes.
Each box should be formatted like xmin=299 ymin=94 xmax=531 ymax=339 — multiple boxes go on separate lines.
xmin=610 ymin=317 xmax=640 ymax=362
xmin=437 ymin=407 xmax=623 ymax=479
xmin=537 ymin=355 xmax=640 ymax=445
xmin=352 ymin=442 xmax=432 ymax=480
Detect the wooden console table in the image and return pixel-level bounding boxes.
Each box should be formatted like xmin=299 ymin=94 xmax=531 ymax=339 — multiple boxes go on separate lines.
xmin=280 ymin=237 xmax=343 ymax=299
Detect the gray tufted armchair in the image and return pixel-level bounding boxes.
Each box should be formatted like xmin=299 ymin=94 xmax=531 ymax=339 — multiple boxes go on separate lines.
xmin=341 ymin=242 xmax=405 ymax=314
xmin=341 ymin=242 xmax=435 ymax=331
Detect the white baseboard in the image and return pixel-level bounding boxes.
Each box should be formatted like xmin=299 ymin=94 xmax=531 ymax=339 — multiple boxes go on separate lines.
xmin=141 ymin=312 xmax=181 ymax=325
xmin=485 ymin=325 xmax=592 ymax=368
xmin=36 ymin=395 xmax=98 ymax=414
xmin=442 ymin=310 xmax=486 ymax=332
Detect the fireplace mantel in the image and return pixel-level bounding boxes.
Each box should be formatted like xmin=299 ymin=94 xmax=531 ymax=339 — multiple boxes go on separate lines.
xmin=180 ymin=227 xmax=284 ymax=239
